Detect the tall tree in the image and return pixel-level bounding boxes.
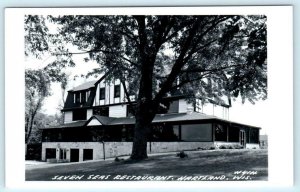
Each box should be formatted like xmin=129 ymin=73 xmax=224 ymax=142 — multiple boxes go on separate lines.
xmin=25 ymin=69 xmax=51 ymax=144
xmin=25 ymin=15 xmax=267 ymax=160
xmin=25 ymin=15 xmax=70 ymax=138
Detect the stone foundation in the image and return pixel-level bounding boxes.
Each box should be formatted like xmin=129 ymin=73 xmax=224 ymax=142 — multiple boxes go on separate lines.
xmin=42 ymin=141 xmax=259 ymax=162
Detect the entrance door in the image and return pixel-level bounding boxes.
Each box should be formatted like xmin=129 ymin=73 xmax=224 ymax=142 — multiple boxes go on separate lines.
xmin=45 ymin=148 xmax=56 ymax=159
xmin=70 ymin=149 xmax=79 ymax=162
xmin=240 ymin=130 xmax=246 ymax=148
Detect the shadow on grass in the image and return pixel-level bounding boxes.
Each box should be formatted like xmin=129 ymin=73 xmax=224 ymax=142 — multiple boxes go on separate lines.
xmin=26 ymin=149 xmax=268 ymax=181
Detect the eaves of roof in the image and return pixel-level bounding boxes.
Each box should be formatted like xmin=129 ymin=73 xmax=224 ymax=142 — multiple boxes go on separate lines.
xmin=41 ymin=112 xmax=260 ymax=130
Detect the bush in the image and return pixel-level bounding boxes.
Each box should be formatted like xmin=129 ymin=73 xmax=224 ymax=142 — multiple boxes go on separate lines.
xmin=114 ymin=157 xmax=124 ymax=162
xmin=176 ymin=151 xmax=188 ymax=158
xmin=219 ymin=145 xmax=227 ymax=149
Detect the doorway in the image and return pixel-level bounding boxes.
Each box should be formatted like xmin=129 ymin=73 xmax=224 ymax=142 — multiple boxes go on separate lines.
xmin=83 ymin=149 xmax=93 ymax=161
xmin=70 ymin=149 xmax=79 ymax=162
xmin=45 ymin=148 xmax=56 ymax=159
xmin=240 ymin=130 xmax=246 ymax=148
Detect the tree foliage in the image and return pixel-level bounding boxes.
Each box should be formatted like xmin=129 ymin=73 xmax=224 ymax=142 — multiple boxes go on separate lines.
xmin=25 ymin=69 xmax=51 ymax=143
xmin=25 ymin=15 xmax=267 ymax=160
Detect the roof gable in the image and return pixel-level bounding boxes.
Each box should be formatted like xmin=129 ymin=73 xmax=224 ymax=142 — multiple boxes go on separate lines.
xmin=70 ymin=80 xmax=97 ymax=92
xmin=86 ymin=117 xmax=102 ymax=126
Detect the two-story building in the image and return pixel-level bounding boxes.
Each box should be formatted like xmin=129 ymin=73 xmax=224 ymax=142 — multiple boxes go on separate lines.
xmin=40 ymin=77 xmax=260 ymax=162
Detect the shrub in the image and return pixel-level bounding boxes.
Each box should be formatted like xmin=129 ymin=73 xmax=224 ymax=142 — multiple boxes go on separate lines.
xmin=232 ymin=144 xmax=243 ymax=149
xmin=209 ymin=146 xmax=215 ymax=150
xmin=114 ymin=157 xmax=124 ymax=162
xmin=219 ymin=145 xmax=227 ymax=149
xmin=176 ymin=151 xmax=188 ymax=158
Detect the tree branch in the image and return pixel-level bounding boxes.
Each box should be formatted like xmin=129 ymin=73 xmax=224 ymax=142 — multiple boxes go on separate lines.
xmin=153 ymin=19 xmax=202 ymax=106
xmin=181 ymin=64 xmax=244 ymax=74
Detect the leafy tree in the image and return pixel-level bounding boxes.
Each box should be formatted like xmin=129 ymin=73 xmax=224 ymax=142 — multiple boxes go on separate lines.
xmin=25 ymin=15 xmax=267 ymax=160
xmin=26 ymin=112 xmax=61 ymax=144
xmin=25 ymin=15 xmax=69 ymax=144
xmin=25 ymin=69 xmax=51 ymax=144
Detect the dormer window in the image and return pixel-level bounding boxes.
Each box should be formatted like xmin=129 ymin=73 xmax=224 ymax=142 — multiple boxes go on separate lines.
xmin=74 ymin=91 xmax=86 ymax=104
xmin=75 ymin=92 xmax=80 ymax=103
xmin=81 ymin=91 xmax=86 ymax=103
xmin=114 ymin=84 xmax=120 ymax=98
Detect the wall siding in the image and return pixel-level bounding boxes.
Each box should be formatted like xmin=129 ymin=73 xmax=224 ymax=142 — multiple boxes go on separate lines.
xmin=64 ymin=111 xmax=73 ymax=123
xmin=87 ymin=109 xmax=93 ymax=119
xmin=109 ymin=105 xmax=127 ymax=117
xmin=178 ymin=99 xmax=193 ymax=113
xmin=93 ymin=79 xmax=128 ymax=107
xmin=87 ymin=118 xmax=102 ymax=126
xmin=168 ymin=100 xmax=179 ymax=113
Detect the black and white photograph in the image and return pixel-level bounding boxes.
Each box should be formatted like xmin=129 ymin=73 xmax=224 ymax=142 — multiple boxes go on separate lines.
xmin=24 ymin=12 xmax=268 ymax=181
xmin=5 ymin=6 xmax=293 ymax=189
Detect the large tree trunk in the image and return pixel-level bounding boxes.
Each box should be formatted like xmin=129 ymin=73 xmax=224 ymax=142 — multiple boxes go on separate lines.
xmin=130 ymin=89 xmax=155 ymax=160
xmin=130 ymin=16 xmax=159 ymax=160
xmin=130 ymin=115 xmax=151 ymax=160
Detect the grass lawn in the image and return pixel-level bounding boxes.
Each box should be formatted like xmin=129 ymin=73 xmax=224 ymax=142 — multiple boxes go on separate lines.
xmin=26 ymin=149 xmax=268 ymax=181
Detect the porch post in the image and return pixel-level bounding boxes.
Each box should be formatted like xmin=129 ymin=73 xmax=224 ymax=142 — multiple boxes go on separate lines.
xmin=212 ymin=123 xmax=215 ymax=142
xmin=226 ymin=124 xmax=229 ymax=142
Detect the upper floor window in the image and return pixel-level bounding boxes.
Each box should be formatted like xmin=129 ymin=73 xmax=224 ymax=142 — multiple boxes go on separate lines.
xmin=75 ymin=92 xmax=80 ymax=103
xmin=73 ymin=109 xmax=87 ymax=121
xmin=114 ymin=84 xmax=120 ymax=98
xmin=81 ymin=91 xmax=86 ymax=103
xmin=93 ymin=107 xmax=109 ymax=117
xmin=99 ymin=87 xmax=105 ymax=100
xmin=74 ymin=91 xmax=86 ymax=104
xmin=127 ymin=104 xmax=136 ymax=117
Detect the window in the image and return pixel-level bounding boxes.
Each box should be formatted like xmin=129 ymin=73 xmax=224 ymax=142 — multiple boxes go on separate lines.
xmin=181 ymin=124 xmax=212 ymax=142
xmin=114 ymin=84 xmax=120 ymax=98
xmin=87 ymin=91 xmax=90 ymax=101
xmin=59 ymin=148 xmax=67 ymax=160
xmin=75 ymin=92 xmax=80 ymax=103
xmin=228 ymin=126 xmax=240 ymax=142
xmin=250 ymin=128 xmax=259 ymax=143
xmin=100 ymin=87 xmax=105 ymax=100
xmin=104 ymin=126 xmax=123 ymax=141
xmin=93 ymin=107 xmax=109 ymax=117
xmin=45 ymin=148 xmax=56 ymax=159
xmin=73 ymin=109 xmax=87 ymax=121
xmin=151 ymin=124 xmax=180 ymax=141
xmin=126 ymin=104 xmax=136 ymax=117
xmin=215 ymin=123 xmax=227 ymax=141
xmin=83 ymin=149 xmax=93 ymax=161
xmin=81 ymin=91 xmax=86 ymax=103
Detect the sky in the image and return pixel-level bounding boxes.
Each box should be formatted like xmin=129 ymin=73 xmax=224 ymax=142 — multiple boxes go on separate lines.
xmin=7 ymin=7 xmax=293 ymax=188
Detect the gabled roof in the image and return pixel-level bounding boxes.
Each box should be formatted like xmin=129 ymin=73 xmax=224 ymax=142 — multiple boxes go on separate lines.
xmin=41 ymin=112 xmax=261 ymax=129
xmin=86 ymin=115 xmax=115 ymax=125
xmin=109 ymin=112 xmax=216 ymax=125
xmin=69 ymin=80 xmax=97 ymax=92
xmin=40 ymin=120 xmax=86 ymax=129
